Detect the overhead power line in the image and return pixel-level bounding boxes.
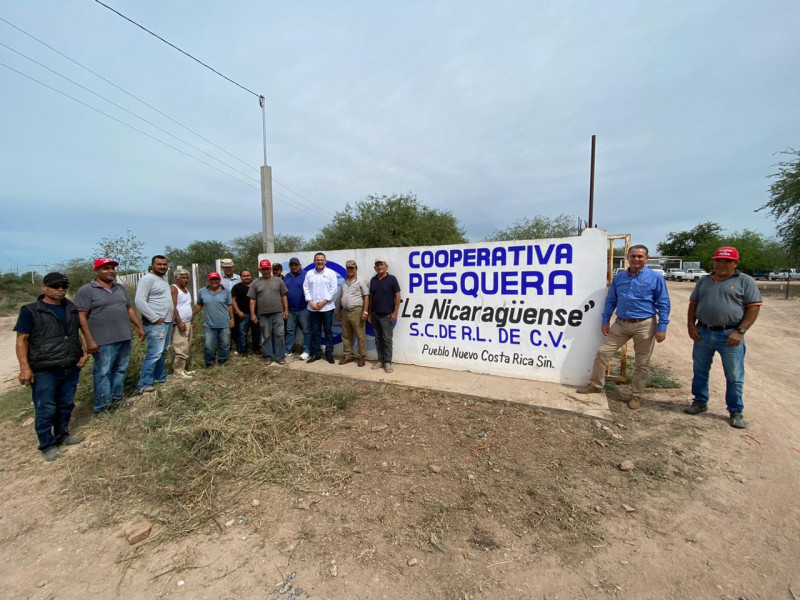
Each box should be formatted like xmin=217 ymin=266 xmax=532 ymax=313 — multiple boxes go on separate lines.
xmin=0 ymin=41 xmax=259 ymax=183
xmin=0 ymin=16 xmax=336 ymax=220
xmin=93 ymin=0 xmax=260 ymax=98
xmin=0 ymin=16 xmax=255 ymax=172
xmin=2 ymin=60 xmax=328 ymax=222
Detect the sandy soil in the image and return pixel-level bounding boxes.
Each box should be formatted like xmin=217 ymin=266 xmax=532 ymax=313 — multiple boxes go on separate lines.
xmin=0 ymin=283 xmax=799 ymax=599
xmin=0 ymin=317 xmax=19 ymax=393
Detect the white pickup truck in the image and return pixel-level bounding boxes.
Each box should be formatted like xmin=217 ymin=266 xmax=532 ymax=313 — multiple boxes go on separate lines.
xmin=680 ymin=269 xmax=709 ymax=282
xmin=665 ymin=268 xmax=685 ymax=281
xmin=768 ymin=269 xmax=800 ymax=281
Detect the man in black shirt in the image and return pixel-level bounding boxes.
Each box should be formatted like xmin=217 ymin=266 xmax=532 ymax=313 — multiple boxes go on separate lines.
xmin=231 ymin=269 xmax=260 ymax=356
xmin=14 ymin=273 xmax=88 ymax=461
xmin=368 ymin=257 xmax=402 ymax=374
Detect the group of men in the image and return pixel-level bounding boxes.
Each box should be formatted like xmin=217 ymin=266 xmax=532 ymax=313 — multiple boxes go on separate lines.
xmin=15 ymin=243 xmax=760 ymax=462
xmin=578 ymin=244 xmax=761 ymax=429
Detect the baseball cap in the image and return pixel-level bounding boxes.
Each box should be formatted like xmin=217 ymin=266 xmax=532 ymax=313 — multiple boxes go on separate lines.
xmin=272 ymin=262 xmax=283 ymax=270
xmin=207 ymin=272 xmax=221 ymax=280
xmin=93 ymin=257 xmax=119 ymax=269
xmin=220 ymin=258 xmax=234 ymax=267
xmin=712 ymin=246 xmax=739 ymax=260
xmin=346 ymin=260 xmax=357 ymax=268
xmin=43 ymin=272 xmax=69 ymax=286
xmin=259 ymin=259 xmax=272 ymax=269
xmin=289 ymin=257 xmax=301 ymax=265
xmin=374 ymin=256 xmax=388 ymax=265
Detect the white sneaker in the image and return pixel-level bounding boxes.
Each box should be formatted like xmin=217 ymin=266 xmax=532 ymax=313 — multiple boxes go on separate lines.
xmin=299 ymin=352 xmax=310 ymax=361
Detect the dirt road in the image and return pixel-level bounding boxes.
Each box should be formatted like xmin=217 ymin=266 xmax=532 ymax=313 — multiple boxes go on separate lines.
xmin=0 ymin=283 xmax=798 ymax=599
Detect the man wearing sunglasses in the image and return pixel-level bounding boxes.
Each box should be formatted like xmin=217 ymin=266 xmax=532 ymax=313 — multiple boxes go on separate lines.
xmin=14 ymin=272 xmax=89 ymax=461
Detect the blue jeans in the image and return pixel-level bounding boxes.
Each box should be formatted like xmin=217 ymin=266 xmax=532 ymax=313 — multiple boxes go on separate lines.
xmin=258 ymin=313 xmax=286 ymax=361
xmin=92 ymin=340 xmax=132 ymax=413
xmin=31 ymin=366 xmax=80 ymax=450
xmin=691 ymin=327 xmax=746 ymax=414
xmin=138 ymin=322 xmax=172 ymax=391
xmin=236 ymin=316 xmax=261 ymax=354
xmin=285 ymin=308 xmax=311 ymax=355
xmin=310 ymin=310 xmax=334 ymax=359
xmin=372 ymin=313 xmax=394 ymax=364
xmin=203 ymin=325 xmax=231 ymax=366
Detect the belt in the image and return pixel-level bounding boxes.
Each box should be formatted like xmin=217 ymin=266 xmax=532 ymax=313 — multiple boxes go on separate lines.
xmin=697 ymin=322 xmax=737 ymax=331
xmin=616 ymin=316 xmax=653 ymax=323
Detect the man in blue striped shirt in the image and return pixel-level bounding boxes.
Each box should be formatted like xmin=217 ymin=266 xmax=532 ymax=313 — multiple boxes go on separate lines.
xmin=578 ymin=245 xmax=671 ymax=409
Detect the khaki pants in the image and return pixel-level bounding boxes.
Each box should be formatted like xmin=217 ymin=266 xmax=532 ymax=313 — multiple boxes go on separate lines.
xmin=341 ymin=306 xmax=366 ymax=359
xmin=171 ymin=321 xmax=193 ymax=374
xmin=588 ymin=318 xmax=657 ymax=396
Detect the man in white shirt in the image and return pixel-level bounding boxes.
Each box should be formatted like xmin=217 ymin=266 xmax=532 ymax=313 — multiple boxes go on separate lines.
xmin=302 ymin=252 xmax=339 ymax=364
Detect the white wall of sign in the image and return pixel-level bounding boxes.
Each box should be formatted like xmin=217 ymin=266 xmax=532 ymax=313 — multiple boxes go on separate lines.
xmin=261 ymin=228 xmax=608 ymax=385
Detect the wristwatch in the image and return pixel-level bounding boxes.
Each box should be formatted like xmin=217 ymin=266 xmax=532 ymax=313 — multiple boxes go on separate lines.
xmin=736 ymin=327 xmax=747 ymax=334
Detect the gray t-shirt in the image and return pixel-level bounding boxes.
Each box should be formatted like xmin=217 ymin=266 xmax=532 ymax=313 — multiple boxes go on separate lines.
xmin=247 ymin=276 xmax=288 ymax=315
xmin=197 ymin=286 xmax=232 ymax=329
xmin=690 ymin=271 xmax=762 ymax=327
xmin=135 ymin=273 xmax=174 ymax=324
xmin=74 ymin=281 xmax=134 ymax=346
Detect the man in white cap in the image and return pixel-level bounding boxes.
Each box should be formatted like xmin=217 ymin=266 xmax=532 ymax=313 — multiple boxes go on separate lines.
xmin=336 ymin=259 xmax=369 ymax=367
xmin=368 ymin=257 xmax=401 ymax=373
xmin=219 ymin=258 xmax=241 ymax=292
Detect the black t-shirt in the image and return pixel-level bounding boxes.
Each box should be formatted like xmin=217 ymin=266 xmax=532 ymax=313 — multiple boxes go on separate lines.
xmin=231 ymin=282 xmax=252 ymax=314
xmin=14 ymin=303 xmax=67 ymax=334
xmin=369 ymin=274 xmax=401 ymax=314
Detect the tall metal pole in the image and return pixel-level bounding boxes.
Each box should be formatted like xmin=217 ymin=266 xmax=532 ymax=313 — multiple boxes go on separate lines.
xmin=588 ymin=134 xmax=596 ymax=228
xmin=259 ymin=96 xmax=275 ymax=253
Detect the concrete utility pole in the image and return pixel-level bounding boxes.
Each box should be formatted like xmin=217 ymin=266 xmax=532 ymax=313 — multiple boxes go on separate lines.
xmin=588 ymin=134 xmax=596 ymax=228
xmin=260 ymin=96 xmax=275 ymax=253
xmin=27 ymin=264 xmax=48 ymax=284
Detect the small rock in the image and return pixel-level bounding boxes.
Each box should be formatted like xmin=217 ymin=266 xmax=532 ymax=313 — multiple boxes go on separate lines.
xmin=177 ymin=580 xmax=185 ymax=587
xmin=593 ymin=505 xmax=603 ymax=513
xmin=225 ymin=519 xmax=235 ymax=528
xmin=407 ymin=557 xmax=418 ymax=566
xmin=329 ymin=564 xmax=338 ymax=577
xmin=22 ymin=417 xmax=35 ymax=427
xmin=618 ymin=460 xmax=635 ymax=472
xmin=602 ymin=425 xmax=612 ymax=433
xmin=594 ymin=440 xmax=607 ymax=447
xmin=123 ymin=520 xmax=152 ymax=545
xmin=380 ymin=461 xmax=389 ymax=470
xmin=370 ymin=424 xmax=388 ymax=432
xmin=251 ymin=499 xmax=260 ymax=507
xmin=467 ymin=474 xmax=475 ymax=481
xmin=37 ymin=581 xmax=47 ymax=588
xmin=429 ymin=465 xmax=442 ymax=473
xmin=616 ymin=422 xmax=628 ymax=430
xmin=611 ymin=433 xmax=624 ymax=441
xmin=695 ymin=476 xmax=704 ymax=482
xmin=622 ymin=504 xmax=636 ymax=513
xmin=353 ymin=466 xmax=363 ymax=473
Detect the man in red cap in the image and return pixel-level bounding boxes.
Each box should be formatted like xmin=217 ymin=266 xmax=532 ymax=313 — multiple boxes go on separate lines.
xmin=75 ymin=258 xmax=146 ymax=415
xmin=248 ymin=259 xmax=289 ymax=366
xmin=684 ymin=246 xmax=762 ymax=429
xmin=192 ymin=272 xmax=234 ymax=367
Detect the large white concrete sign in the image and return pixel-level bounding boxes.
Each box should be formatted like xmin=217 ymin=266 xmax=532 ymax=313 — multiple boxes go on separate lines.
xmin=262 ymin=228 xmax=608 ymax=385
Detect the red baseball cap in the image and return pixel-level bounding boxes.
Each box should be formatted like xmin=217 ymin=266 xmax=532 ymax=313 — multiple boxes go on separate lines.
xmin=93 ymin=257 xmax=119 ymax=269
xmin=259 ymin=259 xmax=272 ymax=269
xmin=207 ymin=272 xmax=221 ymax=280
xmin=712 ymin=246 xmax=739 ymax=260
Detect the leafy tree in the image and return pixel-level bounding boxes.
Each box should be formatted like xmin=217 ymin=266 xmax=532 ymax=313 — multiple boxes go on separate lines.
xmin=56 ymin=257 xmax=96 ymax=289
xmin=657 ymin=222 xmax=722 ymax=257
xmin=308 ymin=193 xmax=467 ymax=250
xmin=93 ymin=229 xmax=145 ymax=273
xmin=484 ymin=214 xmax=578 ymax=242
xmin=230 ymin=232 xmax=306 ymax=269
xmin=759 ymin=149 xmax=800 ymax=256
xmin=165 ymin=240 xmax=231 ymax=269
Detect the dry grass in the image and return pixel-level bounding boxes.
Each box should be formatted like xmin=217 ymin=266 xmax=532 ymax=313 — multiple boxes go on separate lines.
xmin=69 ymin=361 xmax=355 ymax=539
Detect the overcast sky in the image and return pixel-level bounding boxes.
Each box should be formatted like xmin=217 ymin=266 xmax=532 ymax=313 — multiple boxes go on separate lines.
xmin=2 ymin=1 xmax=798 ymax=273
